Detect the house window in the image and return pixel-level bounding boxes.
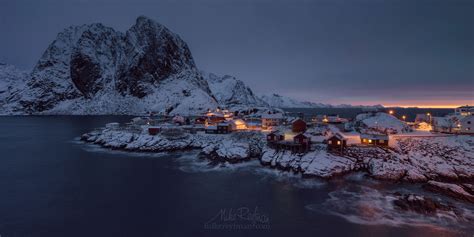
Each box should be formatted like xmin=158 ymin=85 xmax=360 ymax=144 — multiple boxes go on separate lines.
xmin=368 ymin=139 xmax=372 ymax=143
xmin=328 ymin=141 xmax=332 ymax=144
xmin=362 ymin=139 xmax=367 ymax=143
xmin=337 ymin=141 xmax=341 ymax=145
xmin=379 ymin=140 xmax=384 ymax=144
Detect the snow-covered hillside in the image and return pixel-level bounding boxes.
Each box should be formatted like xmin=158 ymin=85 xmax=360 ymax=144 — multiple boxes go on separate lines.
xmin=0 ymin=63 xmax=29 ymax=114
xmin=202 ymin=72 xmax=267 ymax=110
xmin=1 ymin=16 xmax=219 ymax=115
xmin=258 ymin=93 xmax=384 ymax=109
xmin=258 ymin=94 xmax=320 ymax=108
xmin=353 ymin=112 xmax=412 ymax=134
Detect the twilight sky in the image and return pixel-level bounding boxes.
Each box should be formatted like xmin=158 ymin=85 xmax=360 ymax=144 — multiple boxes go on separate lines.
xmin=1 ymin=0 xmax=473 ymax=107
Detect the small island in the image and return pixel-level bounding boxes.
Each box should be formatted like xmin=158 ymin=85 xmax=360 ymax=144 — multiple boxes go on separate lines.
xmin=81 ymin=106 xmax=474 ymax=204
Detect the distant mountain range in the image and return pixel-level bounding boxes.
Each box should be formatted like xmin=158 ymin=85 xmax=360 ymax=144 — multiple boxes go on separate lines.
xmin=258 ymin=93 xmax=384 ymax=109
xmin=0 ymin=16 xmax=382 ymax=115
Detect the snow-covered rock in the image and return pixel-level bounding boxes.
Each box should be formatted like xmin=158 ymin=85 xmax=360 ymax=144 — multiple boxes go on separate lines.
xmin=353 ymin=112 xmax=412 ymax=134
xmin=0 ymin=63 xmax=29 ymax=114
xmin=82 ymin=124 xmax=474 ymax=185
xmin=424 ymin=181 xmax=474 ymax=203
xmin=258 ymin=93 xmax=384 ymax=109
xmin=3 ymin=16 xmax=219 ymax=115
xmin=203 ymin=72 xmax=267 ymax=110
xmin=258 ymin=93 xmax=321 ymax=108
xmin=81 ymin=128 xmax=264 ymax=161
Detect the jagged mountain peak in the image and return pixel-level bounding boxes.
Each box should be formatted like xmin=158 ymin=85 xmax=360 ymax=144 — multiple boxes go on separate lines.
xmin=7 ymin=16 xmax=219 ymax=115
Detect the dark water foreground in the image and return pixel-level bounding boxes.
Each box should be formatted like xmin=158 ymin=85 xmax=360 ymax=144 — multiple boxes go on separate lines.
xmin=0 ymin=116 xmax=472 ymax=237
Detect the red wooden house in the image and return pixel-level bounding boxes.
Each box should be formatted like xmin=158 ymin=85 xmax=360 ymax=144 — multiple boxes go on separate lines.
xmin=148 ymin=127 xmax=160 ymax=135
xmin=291 ymin=118 xmax=307 ymax=133
xmin=326 ymin=133 xmax=347 ymax=152
xmin=267 ymin=131 xmax=284 ymax=142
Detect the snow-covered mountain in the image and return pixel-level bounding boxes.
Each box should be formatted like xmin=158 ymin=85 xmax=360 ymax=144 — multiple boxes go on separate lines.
xmin=0 ymin=16 xmax=385 ymax=115
xmin=2 ymin=16 xmax=218 ymax=115
xmin=258 ymin=93 xmax=384 ymax=109
xmin=258 ymin=93 xmax=324 ymax=108
xmin=0 ymin=63 xmax=29 ymax=114
xmin=202 ymin=72 xmax=268 ymax=110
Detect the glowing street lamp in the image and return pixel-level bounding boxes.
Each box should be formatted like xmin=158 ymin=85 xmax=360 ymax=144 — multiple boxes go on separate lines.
xmin=389 ymin=110 xmax=394 ymax=115
xmin=402 ymin=115 xmax=406 ymax=121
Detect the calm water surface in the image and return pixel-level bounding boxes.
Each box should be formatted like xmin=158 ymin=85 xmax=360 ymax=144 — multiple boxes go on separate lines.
xmin=0 ymin=116 xmax=472 ymax=237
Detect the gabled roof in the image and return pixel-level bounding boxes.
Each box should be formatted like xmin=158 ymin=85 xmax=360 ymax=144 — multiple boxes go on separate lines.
xmin=328 ymin=133 xmax=348 ymax=141
xmin=269 ymin=130 xmax=284 ymax=136
xmin=360 ymin=133 xmax=388 ymax=140
xmin=294 ymin=133 xmax=309 ymax=139
xmin=291 ymin=118 xmax=306 ymax=124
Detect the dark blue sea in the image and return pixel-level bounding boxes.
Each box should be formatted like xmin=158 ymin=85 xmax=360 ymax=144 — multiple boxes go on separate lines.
xmin=0 ymin=115 xmax=472 ymax=237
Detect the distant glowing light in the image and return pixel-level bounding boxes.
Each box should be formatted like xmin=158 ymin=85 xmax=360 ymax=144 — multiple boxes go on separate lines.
xmin=389 ymin=110 xmax=394 ymax=115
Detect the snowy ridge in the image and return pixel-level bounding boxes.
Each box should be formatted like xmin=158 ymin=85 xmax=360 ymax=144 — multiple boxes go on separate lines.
xmin=202 ymin=72 xmax=268 ymax=109
xmin=259 ymin=93 xmax=384 ymax=109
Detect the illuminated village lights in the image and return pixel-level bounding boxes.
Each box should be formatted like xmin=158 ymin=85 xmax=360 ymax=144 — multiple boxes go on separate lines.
xmin=389 ymin=110 xmax=394 ymax=115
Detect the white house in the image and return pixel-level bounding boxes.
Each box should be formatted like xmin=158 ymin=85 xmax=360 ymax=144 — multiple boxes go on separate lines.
xmin=455 ymin=105 xmax=474 ymax=116
xmin=457 ymin=115 xmax=474 ymax=134
xmin=261 ymin=113 xmax=284 ymax=129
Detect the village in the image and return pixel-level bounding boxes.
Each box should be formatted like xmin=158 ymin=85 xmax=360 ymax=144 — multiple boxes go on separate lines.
xmin=82 ymin=105 xmax=474 ymax=203
xmin=103 ymin=105 xmax=474 ymax=156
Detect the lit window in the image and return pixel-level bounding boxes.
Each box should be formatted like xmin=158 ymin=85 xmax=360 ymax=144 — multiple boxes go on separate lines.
xmin=328 ymin=141 xmax=332 ymax=144
xmin=379 ymin=140 xmax=384 ymax=144
xmin=368 ymin=139 xmax=372 ymax=143
xmin=337 ymin=141 xmax=341 ymax=145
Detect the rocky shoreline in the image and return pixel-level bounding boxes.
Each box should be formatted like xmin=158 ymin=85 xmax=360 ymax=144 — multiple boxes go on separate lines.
xmin=81 ymin=127 xmax=474 ymax=203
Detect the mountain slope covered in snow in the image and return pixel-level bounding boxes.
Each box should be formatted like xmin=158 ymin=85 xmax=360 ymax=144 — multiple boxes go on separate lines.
xmin=2 ymin=16 xmax=218 ymax=115
xmin=202 ymin=72 xmax=268 ymax=109
xmin=0 ymin=63 xmax=29 ymax=114
xmin=259 ymin=93 xmax=384 ymax=109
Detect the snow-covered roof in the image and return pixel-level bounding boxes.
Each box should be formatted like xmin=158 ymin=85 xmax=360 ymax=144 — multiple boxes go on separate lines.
xmin=206 ymin=126 xmax=217 ymax=130
xmin=269 ymin=130 xmax=284 ymax=136
xmin=355 ymin=112 xmax=410 ymax=133
xmin=328 ymin=133 xmax=347 ymax=141
xmin=262 ymin=113 xmax=284 ymax=119
xmin=433 ymin=117 xmax=452 ymax=128
xmin=360 ymin=133 xmax=389 ymax=140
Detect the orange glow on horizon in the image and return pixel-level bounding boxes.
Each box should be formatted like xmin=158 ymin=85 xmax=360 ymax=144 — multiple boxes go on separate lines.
xmin=382 ymin=104 xmax=465 ymax=109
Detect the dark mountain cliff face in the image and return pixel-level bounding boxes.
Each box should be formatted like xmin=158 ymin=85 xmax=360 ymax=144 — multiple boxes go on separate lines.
xmin=116 ymin=16 xmax=197 ymax=98
xmin=70 ymin=25 xmax=124 ymax=98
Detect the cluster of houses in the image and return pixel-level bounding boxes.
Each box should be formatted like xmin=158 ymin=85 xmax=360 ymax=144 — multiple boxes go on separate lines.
xmin=430 ymin=106 xmax=474 ymax=134
xmin=106 ymin=105 xmax=472 ymax=155
xmin=266 ymin=118 xmax=311 ymax=153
